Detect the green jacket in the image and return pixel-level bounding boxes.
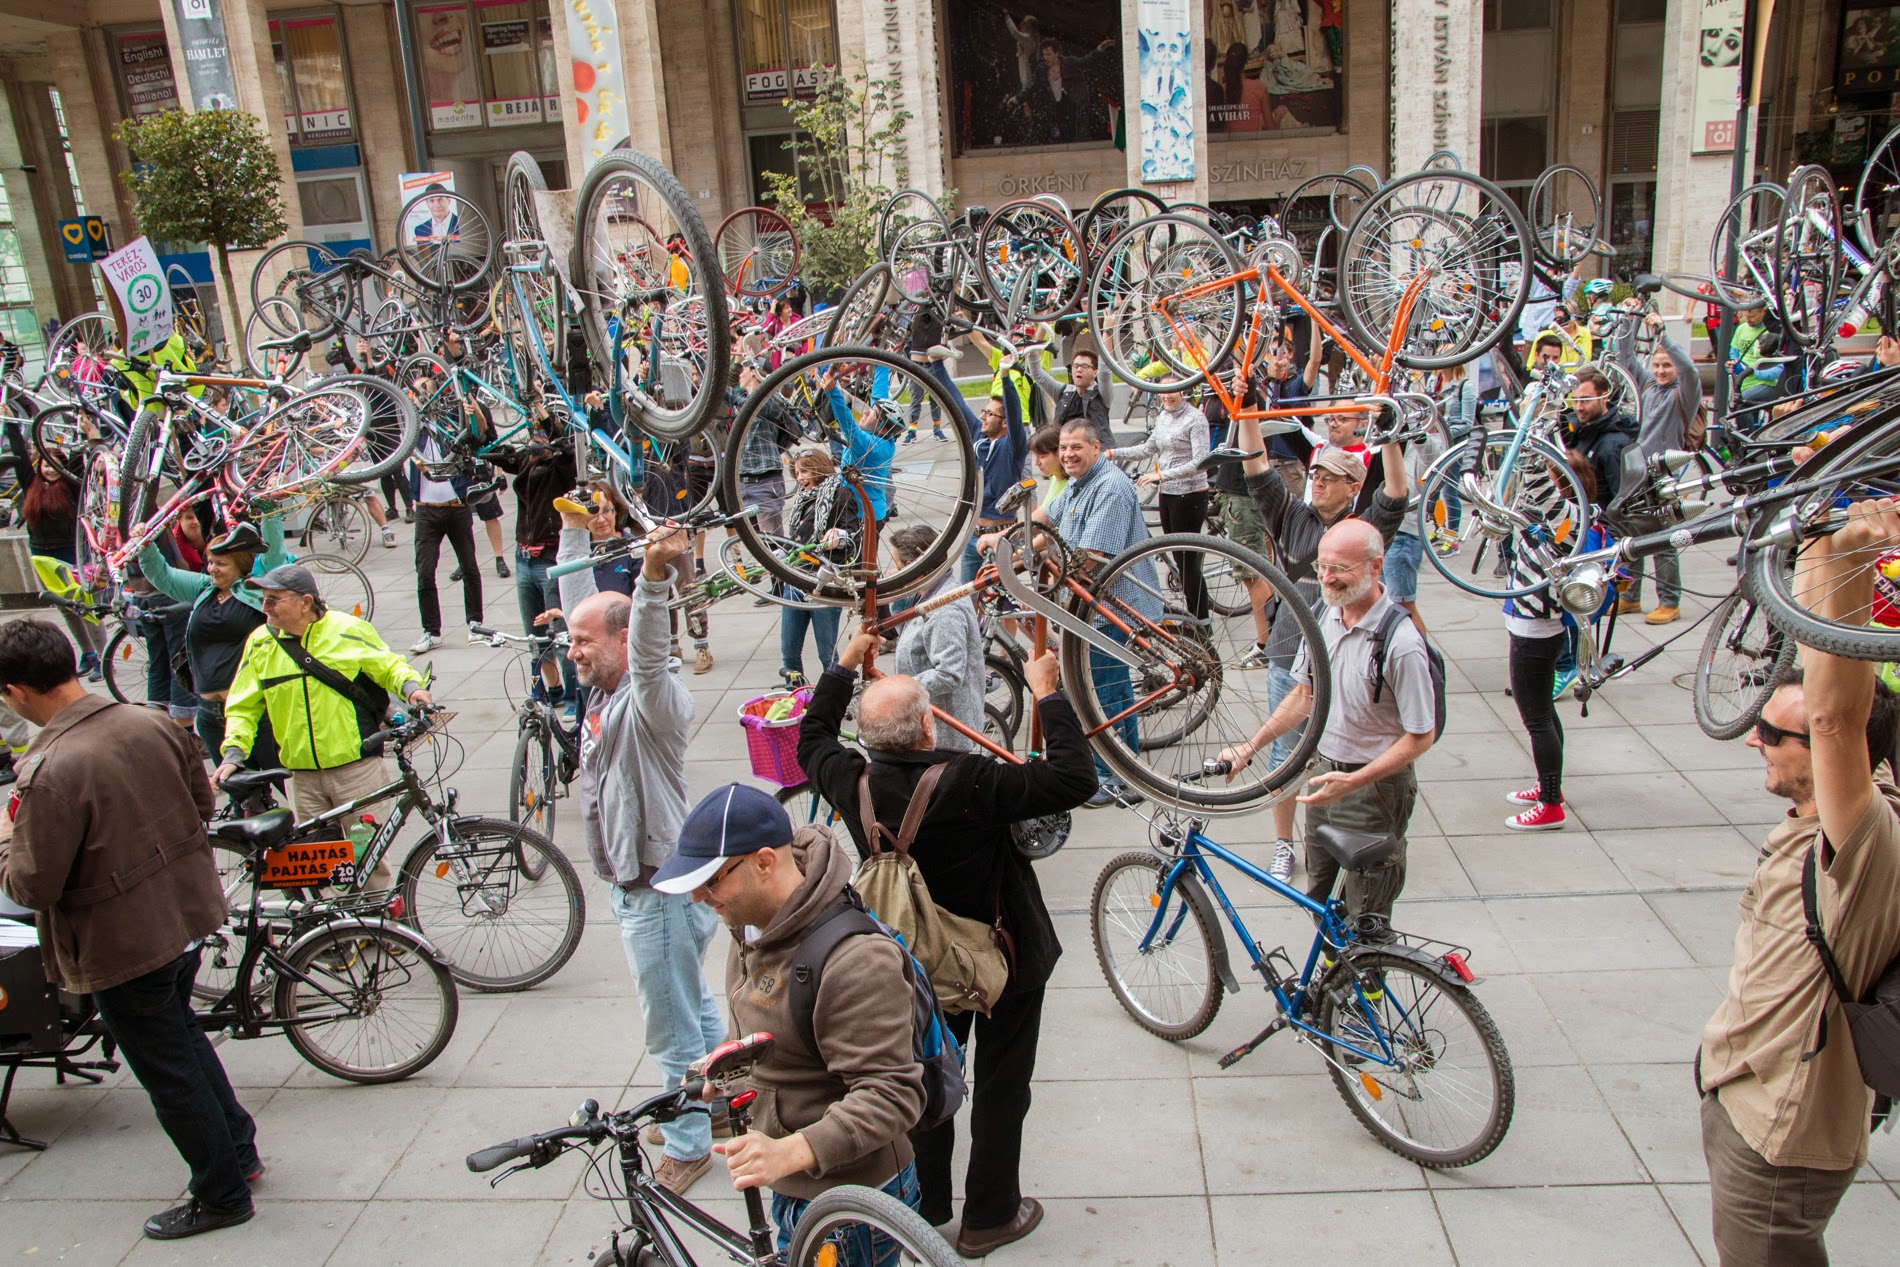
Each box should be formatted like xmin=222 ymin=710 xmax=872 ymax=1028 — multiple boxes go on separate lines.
xmin=136 ymin=517 xmax=293 ymax=614
xmin=220 ymin=611 xmax=424 ymax=770
xmin=1732 ymin=322 xmax=1772 ymax=393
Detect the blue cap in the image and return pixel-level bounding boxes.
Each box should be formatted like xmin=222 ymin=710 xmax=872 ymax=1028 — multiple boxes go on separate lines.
xmin=651 ymin=783 xmax=794 ymax=894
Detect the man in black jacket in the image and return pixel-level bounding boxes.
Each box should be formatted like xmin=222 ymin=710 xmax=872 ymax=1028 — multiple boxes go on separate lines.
xmin=1564 ymin=366 xmax=1640 ymax=502
xmin=797 ymin=630 xmax=1097 ymax=1258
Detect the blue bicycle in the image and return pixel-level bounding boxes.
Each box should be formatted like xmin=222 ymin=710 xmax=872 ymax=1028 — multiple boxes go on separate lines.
xmin=1090 ymin=767 xmax=1515 ymax=1167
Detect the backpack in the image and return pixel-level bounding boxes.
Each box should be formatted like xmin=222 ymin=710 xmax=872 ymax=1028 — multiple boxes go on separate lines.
xmin=852 ymin=764 xmax=1011 ymax=1015
xmin=1368 ymin=605 xmax=1448 ymax=741
xmin=789 ymin=885 xmax=969 ymax=1132
xmin=1799 ymin=847 xmax=1900 ymax=1102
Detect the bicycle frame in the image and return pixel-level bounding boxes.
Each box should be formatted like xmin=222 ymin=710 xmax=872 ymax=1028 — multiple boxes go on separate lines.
xmin=608 ymin=1132 xmax=778 ymax=1266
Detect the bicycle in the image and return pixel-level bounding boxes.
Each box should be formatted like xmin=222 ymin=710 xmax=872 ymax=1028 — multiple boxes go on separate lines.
xmin=1091 ymin=770 xmax=1515 ymax=1166
xmin=469 ymin=624 xmax=580 ymax=852
xmin=468 ymin=1033 xmax=960 ymax=1266
xmin=202 ymin=706 xmax=585 ymax=994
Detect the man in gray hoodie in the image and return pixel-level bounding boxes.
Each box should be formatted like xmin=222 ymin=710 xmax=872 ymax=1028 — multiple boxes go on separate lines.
xmin=555 ymin=510 xmax=721 ymax=1195
xmin=1610 ymin=301 xmax=1702 ymax=624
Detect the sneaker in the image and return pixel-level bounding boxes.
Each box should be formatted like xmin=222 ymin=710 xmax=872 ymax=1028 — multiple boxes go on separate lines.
xmin=448 ymin=566 xmax=464 ymax=583
xmin=1236 ymin=643 xmax=1272 ymax=669
xmin=1086 ymin=779 xmax=1143 ymax=808
xmin=1506 ymin=801 xmax=1567 ymax=831
xmin=245 ymin=1163 xmax=265 ymax=1185
xmin=903 ymin=431 xmax=916 ymax=445
xmin=753 ymin=595 xmax=772 ymax=607
xmin=694 ymin=559 xmax=707 ymax=577
xmin=644 ymin=1111 xmax=732 ymax=1147
xmin=1614 ymin=598 xmax=1643 ymax=616
xmin=653 ymin=1153 xmax=711 ymax=1195
xmin=933 ymin=428 xmax=948 ymax=441
xmin=1268 ymin=839 xmax=1296 ymax=884
xmin=693 ymin=647 xmax=714 ymax=675
xmin=143 ymin=1198 xmax=255 ymax=1241
xmin=1644 ymin=605 xmax=1680 ymax=625
xmin=0 ymin=753 xmax=16 ymax=786
xmin=495 ymin=557 xmax=511 ymax=579
xmin=1431 ymin=528 xmax=1460 ymax=556
xmin=1504 ymin=786 xmax=1566 ymax=806
xmin=781 ymin=669 xmax=807 ymax=690
xmin=79 ymin=652 xmax=102 ymax=683
xmin=410 ymin=633 xmax=440 ymax=654
xmin=1550 ymin=667 xmax=1578 ymax=701
xmin=403 ymin=508 xmax=416 ymax=524
xmin=380 ymin=526 xmax=397 ymax=548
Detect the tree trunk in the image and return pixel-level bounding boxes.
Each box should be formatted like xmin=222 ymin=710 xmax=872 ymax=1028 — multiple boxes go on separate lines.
xmin=214 ymin=242 xmax=239 ymax=367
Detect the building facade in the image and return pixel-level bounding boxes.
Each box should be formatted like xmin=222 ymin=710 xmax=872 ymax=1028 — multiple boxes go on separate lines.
xmin=0 ymin=0 xmax=1853 ymax=363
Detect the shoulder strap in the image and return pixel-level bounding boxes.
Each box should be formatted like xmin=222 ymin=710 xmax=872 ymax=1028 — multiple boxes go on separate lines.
xmin=273 ymin=632 xmax=382 ymax=712
xmin=1368 ymin=605 xmax=1411 ymax=704
xmin=1802 ymin=846 xmax=1859 ymax=1005
xmin=857 ymin=763 xmax=948 ymax=858
xmin=789 ymin=891 xmax=879 ymax=1056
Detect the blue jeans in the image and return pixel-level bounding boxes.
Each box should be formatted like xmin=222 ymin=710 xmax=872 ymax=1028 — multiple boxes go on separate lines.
xmin=143 ymin=604 xmax=198 ymax=720
xmin=1088 ymin=625 xmax=1139 ymax=780
xmin=514 ymin=550 xmax=579 ymax=696
xmin=923 ymin=359 xmax=971 ymax=438
xmin=1384 ymin=532 xmax=1424 ymax=604
xmin=780 ymin=594 xmax=841 ymax=678
xmin=606 ymin=884 xmax=725 ymax=1161
xmin=772 ymin=1162 xmax=922 ymax=1267
xmin=92 ymin=948 xmax=258 ymax=1212
xmin=1264 ymin=662 xmax=1307 ymax=774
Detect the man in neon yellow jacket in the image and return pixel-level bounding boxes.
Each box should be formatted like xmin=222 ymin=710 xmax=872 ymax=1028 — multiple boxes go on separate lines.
xmin=214 ymin=564 xmax=433 ymax=886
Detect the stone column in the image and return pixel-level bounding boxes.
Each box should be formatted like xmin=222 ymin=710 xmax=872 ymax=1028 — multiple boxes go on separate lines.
xmin=834 ymin=0 xmax=950 ymax=199
xmin=1120 ymin=0 xmax=1209 ymax=204
xmin=342 ymin=3 xmax=411 ymax=249
xmin=1387 ymin=0 xmax=1481 ymax=175
xmin=47 ymin=29 xmax=135 ymax=254
xmin=0 ymin=76 xmax=71 ymax=330
xmin=614 ymin=0 xmax=673 ymax=165
xmin=1650 ymin=0 xmax=1739 ymax=313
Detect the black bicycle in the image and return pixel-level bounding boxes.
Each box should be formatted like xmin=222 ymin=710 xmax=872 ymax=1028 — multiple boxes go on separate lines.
xmin=470 ymin=624 xmax=579 ymax=855
xmin=469 ymin=1033 xmax=959 ymax=1266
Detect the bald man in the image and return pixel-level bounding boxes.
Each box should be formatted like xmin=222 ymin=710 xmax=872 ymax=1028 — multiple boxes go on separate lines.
xmin=554 ymin=508 xmax=722 ymax=1196
xmin=797 ymin=631 xmax=1097 ymax=1256
xmin=1218 ymin=518 xmax=1437 ymax=927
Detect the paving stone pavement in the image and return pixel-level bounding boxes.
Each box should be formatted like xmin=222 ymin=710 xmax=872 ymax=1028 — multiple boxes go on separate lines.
xmin=4 ymin=511 xmax=1898 ymax=1265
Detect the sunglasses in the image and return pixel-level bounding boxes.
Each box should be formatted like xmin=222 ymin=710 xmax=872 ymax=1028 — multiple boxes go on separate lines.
xmin=1753 ymin=717 xmax=1811 ymax=748
xmin=698 ymin=855 xmax=748 ymax=891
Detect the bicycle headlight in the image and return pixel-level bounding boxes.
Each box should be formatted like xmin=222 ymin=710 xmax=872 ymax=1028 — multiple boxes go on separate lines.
xmin=1557 ymin=563 xmax=1607 ymax=616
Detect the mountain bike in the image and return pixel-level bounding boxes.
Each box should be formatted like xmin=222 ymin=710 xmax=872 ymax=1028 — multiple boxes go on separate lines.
xmin=469 ymin=624 xmax=580 ymax=853
xmin=468 ymin=1033 xmax=960 ymax=1266
xmin=1092 ymin=771 xmax=1515 ymax=1166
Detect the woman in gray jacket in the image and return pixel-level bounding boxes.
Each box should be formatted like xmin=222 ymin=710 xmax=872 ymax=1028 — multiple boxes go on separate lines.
xmin=1109 ymin=388 xmax=1211 ymax=617
xmin=1610 ymin=301 xmax=1701 ymax=624
xmin=888 ymin=525 xmax=985 ymax=751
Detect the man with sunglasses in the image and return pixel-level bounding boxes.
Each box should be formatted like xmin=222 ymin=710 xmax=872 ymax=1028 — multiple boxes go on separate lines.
xmin=1697 ymin=498 xmax=1900 ymax=1267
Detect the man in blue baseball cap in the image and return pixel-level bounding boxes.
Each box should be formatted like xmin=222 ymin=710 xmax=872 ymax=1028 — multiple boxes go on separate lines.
xmin=656 ymin=783 xmax=926 ymax=1261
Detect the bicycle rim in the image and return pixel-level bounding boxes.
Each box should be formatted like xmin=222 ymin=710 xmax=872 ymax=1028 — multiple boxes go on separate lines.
xmin=1693 ymin=588 xmax=1794 ymax=740
xmin=101 ymin=626 xmax=152 ymax=706
xmin=302 ymin=553 xmax=376 ymax=620
xmin=398 ymin=816 xmax=584 ymax=991
xmin=1317 ymin=955 xmax=1514 ymax=1167
xmin=509 ymin=726 xmax=560 ymax=850
xmin=1855 ymin=122 xmax=1900 ymax=256
xmin=227 ymin=384 xmax=375 ymax=494
xmin=1091 ymin=852 xmax=1221 ymax=1039
xmin=278 ymin=924 xmax=458 ymax=1083
xmin=1087 ymin=214 xmax=1243 ymax=392
xmin=1416 ymin=432 xmax=1593 ymax=601
xmin=785 ymin=1183 xmax=962 ymax=1267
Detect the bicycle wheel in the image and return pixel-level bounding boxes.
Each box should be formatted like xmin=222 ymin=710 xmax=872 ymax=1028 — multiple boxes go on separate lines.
xmin=30 ymin=405 xmax=89 ymax=483
xmin=44 ymin=313 xmax=120 ymax=403
xmin=101 ymin=625 xmax=153 ymax=705
xmin=825 ymin=265 xmax=894 ymax=350
xmin=114 ymin=404 xmax=167 ymax=538
xmin=785 ymin=1182 xmax=962 ymax=1267
xmin=721 ymin=347 xmax=976 ymax=602
xmin=1773 ymin=165 xmax=1842 ymax=351
xmin=1416 ymin=431 xmax=1593 ymax=601
xmin=1088 ymin=213 xmax=1244 ymax=392
xmin=1693 ymin=588 xmax=1795 ymax=740
xmin=508 ymin=724 xmax=559 ymax=862
xmin=1194 ymin=519 xmax=1252 ymax=618
xmin=1709 ymin=182 xmax=1784 ymax=309
xmin=243 ymin=298 xmax=308 ymax=378
xmin=302 ymin=553 xmax=376 ymax=620
xmin=248 ymin=240 xmax=343 ymax=332
xmin=225 ymin=383 xmax=375 ymax=495
xmin=504 ymin=150 xmax=548 ymax=241
xmin=396 ymin=190 xmax=495 ymax=292
xmin=1315 ymin=952 xmax=1515 ymax=1167
xmin=300 ymin=495 xmax=371 ymax=563
xmin=715 ymin=206 xmax=799 ymax=298
xmin=1077 ymin=186 xmax=1167 ymax=270
xmin=774 ymin=780 xmax=840 ymax=827
xmin=397 ymin=815 xmax=584 ymax=992
xmin=1527 ymin=164 xmax=1601 ymax=270
xmin=572 ymin=150 xmax=729 ymax=440
xmin=1855 ymin=122 xmax=1900 ymax=256
xmin=326 ymin=373 xmax=420 ymax=487
xmin=73 ymin=446 xmax=120 ymax=593
xmin=1091 ymin=851 xmax=1222 ymax=1039
xmin=983 ymin=651 xmax=1026 ymax=742
xmin=276 ymin=921 xmax=459 ymax=1083
xmin=1057 ymin=534 xmax=1328 ymax=810
xmin=976 ymin=197 xmax=1086 ymax=323
xmin=1338 ymin=169 xmax=1532 ymax=370
xmin=192 ymin=843 xmax=256 ymax=1006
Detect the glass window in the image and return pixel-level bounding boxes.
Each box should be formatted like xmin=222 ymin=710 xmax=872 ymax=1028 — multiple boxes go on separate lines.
xmin=477 ymin=0 xmax=543 ymax=126
xmin=739 ymin=0 xmax=838 ymax=105
xmin=1615 ymin=0 xmax=1665 ymax=21
xmin=279 ymin=16 xmax=353 ymax=141
xmin=417 ymin=3 xmax=485 ymax=130
xmin=110 ymin=29 xmax=181 ymax=120
xmin=1206 ymin=0 xmax=1343 ymax=138
xmin=1480 ymin=116 xmax=1549 ymax=184
xmin=1609 ymin=180 xmax=1655 ymax=277
xmin=298 ymin=176 xmax=365 ymax=227
xmin=412 ymin=1 xmax=560 ymax=131
xmin=948 ymin=0 xmax=1122 ymax=152
xmin=1484 ymin=0 xmax=1552 ymax=31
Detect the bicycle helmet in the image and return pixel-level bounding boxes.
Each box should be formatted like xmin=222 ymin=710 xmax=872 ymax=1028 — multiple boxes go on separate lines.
xmin=1581 ymin=277 xmax=1616 ymax=301
xmin=1819 ymin=357 xmax=1863 ymax=383
xmin=869 ymin=397 xmax=907 ymax=438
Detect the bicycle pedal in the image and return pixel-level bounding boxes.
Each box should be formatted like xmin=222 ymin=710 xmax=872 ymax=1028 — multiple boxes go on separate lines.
xmin=1217 ymin=1018 xmax=1286 ymax=1069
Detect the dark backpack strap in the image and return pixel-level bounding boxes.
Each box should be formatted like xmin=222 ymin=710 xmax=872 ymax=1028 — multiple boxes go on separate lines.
xmin=273 ymin=634 xmax=382 ymax=714
xmin=1368 ymin=605 xmax=1410 ymax=705
xmin=788 ymin=891 xmax=878 ymax=1057
xmin=857 ymin=762 xmax=947 ymax=859
xmin=1800 ymin=845 xmax=1857 ymax=1063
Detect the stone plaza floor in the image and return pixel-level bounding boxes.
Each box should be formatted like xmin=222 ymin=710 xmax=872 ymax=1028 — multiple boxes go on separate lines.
xmin=3 ymin=511 xmax=1898 ymax=1265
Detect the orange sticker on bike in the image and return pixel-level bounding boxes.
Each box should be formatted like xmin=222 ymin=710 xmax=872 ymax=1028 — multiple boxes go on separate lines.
xmin=259 ymin=839 xmax=356 ymax=889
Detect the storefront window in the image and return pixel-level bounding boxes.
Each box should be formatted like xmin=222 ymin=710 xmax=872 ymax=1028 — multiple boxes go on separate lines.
xmin=413 ymin=1 xmax=563 ymax=132
xmin=948 ymin=0 xmax=1122 ymax=152
xmin=272 ymin=15 xmax=354 ymax=142
xmin=1205 ymin=0 xmax=1343 ymax=137
xmin=1479 ymin=0 xmax=1553 ymax=204
xmin=738 ymin=0 xmax=837 ymax=105
xmin=110 ymin=29 xmax=181 ymax=120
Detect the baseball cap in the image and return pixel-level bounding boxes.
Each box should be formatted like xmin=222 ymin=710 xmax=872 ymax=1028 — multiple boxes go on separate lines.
xmin=254 ymin=563 xmax=320 ymax=597
xmin=651 ymin=783 xmax=794 ymax=894
xmin=1311 ymin=447 xmax=1368 ymax=482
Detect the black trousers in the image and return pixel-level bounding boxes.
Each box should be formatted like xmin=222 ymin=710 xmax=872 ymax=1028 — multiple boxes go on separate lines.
xmin=93 ymin=948 xmax=258 ymax=1212
xmin=1158 ymin=490 xmax=1209 ymax=618
xmin=415 ymin=503 xmax=481 ymax=636
xmin=912 ymin=986 xmax=1045 ymax=1231
xmin=1508 ymin=629 xmax=1566 ymax=805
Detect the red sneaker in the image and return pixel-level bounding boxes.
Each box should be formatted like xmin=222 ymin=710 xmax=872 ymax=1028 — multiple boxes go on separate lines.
xmin=1504 ymin=787 xmax=1566 ymax=806
xmin=1506 ymin=801 xmax=1567 ymax=831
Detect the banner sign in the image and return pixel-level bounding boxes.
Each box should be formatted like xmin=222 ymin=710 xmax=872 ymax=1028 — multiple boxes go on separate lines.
xmin=1690 ymin=0 xmax=1745 ymax=153
xmin=1137 ymin=0 xmax=1194 ymax=183
xmin=99 ymin=237 xmax=173 ymax=358
xmin=399 ymin=170 xmax=457 ymax=239
xmin=487 ymin=98 xmax=543 ymax=126
xmin=259 ymin=838 xmax=356 ymax=889
xmin=170 ymin=0 xmax=241 ymax=110
xmin=481 ymin=19 xmax=532 ymax=53
xmin=560 ymin=0 xmax=629 ymax=166
xmin=57 ymin=218 xmax=107 ymax=264
xmin=117 ymin=33 xmax=180 ymax=118
xmin=1841 ymin=3 xmax=1900 ymax=96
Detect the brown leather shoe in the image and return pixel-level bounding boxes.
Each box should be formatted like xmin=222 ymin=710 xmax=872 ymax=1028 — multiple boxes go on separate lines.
xmin=653 ymin=1152 xmax=711 ymax=1195
xmin=1644 ymin=605 xmax=1680 ymax=625
xmin=1614 ymin=598 xmax=1643 ymax=616
xmin=956 ymin=1198 xmax=1044 ymax=1257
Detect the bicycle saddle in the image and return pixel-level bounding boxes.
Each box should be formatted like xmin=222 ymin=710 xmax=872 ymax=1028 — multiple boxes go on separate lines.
xmin=1311 ymin=823 xmax=1399 ymax=871
xmin=696 ymin=1032 xmax=775 ymax=1084
xmin=1631 ymin=273 xmax=1664 ymax=297
xmin=211 ymin=808 xmax=298 ymax=852
xmin=219 ymin=768 xmax=291 ymax=799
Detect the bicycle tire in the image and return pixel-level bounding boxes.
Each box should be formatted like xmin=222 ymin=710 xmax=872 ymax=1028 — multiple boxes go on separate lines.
xmin=302 ymin=553 xmax=377 ymax=621
xmin=1058 ymin=534 xmax=1327 ymax=811
xmin=276 ymin=920 xmax=459 ymax=1083
xmin=397 ymin=815 xmax=584 ymax=992
xmin=774 ymin=780 xmax=840 ymax=827
xmin=1773 ymin=165 xmax=1841 ymax=351
xmin=303 ymin=494 xmax=372 ymax=564
xmin=984 ymin=651 xmax=1026 ymax=742
xmin=396 ymin=190 xmax=495 ymax=292
xmin=1077 ymin=186 xmax=1167 ymax=267
xmin=504 ymin=150 xmax=548 ymax=241
xmin=1091 ymin=851 xmax=1223 ymax=1039
xmin=509 ymin=724 xmax=559 ymax=866
xmin=1693 ymin=588 xmax=1794 ymax=741
xmin=1709 ymin=182 xmax=1785 ymax=311
xmin=715 ymin=205 xmax=800 ymax=299
xmin=1527 ymin=164 xmax=1602 ymax=270
xmin=785 ymin=1183 xmax=961 ymax=1267
xmin=30 ymin=405 xmax=88 ymax=483
xmin=1315 ymin=952 xmax=1515 ymax=1167
xmin=243 ymin=298 xmax=308 ymax=378
xmin=825 ymin=265 xmax=893 ymax=350
xmin=571 ymin=149 xmax=730 ymax=441
xmin=1855 ymin=121 xmax=1900 ymax=256
xmin=114 ymin=404 xmax=164 ymax=538
xmin=223 ymin=383 xmax=375 ymax=497
xmin=1415 ymin=431 xmax=1594 ymax=601
xmin=101 ymin=625 xmax=153 ymax=706
xmin=976 ymin=197 xmax=1086 ymax=323
xmin=73 ymin=445 xmax=120 ymax=593
xmin=248 ymin=240 xmax=343 ymax=333
xmin=191 ymin=841 xmax=257 ymax=1006
xmin=321 ymin=373 xmax=421 ymax=485
xmin=1087 ymin=213 xmax=1244 ymax=392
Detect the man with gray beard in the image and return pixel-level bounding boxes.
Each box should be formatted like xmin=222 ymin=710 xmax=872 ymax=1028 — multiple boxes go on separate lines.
xmin=1216 ymin=518 xmax=1436 ymax=925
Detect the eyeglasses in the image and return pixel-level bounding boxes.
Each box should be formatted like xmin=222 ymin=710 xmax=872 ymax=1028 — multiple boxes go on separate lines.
xmin=1314 ymin=560 xmax=1366 ymax=578
xmin=1310 ymin=470 xmax=1359 ymax=486
xmin=697 ymin=855 xmax=748 ymax=892
xmin=1753 ymin=717 xmax=1811 ymax=748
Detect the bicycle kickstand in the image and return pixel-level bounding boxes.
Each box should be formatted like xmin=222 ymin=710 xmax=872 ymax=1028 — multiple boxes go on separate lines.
xmin=1218 ymin=1017 xmax=1288 ymax=1069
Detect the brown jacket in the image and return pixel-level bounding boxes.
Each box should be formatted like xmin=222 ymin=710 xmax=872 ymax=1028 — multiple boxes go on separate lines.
xmin=725 ymin=826 xmax=925 ymax=1201
xmin=0 ymin=694 xmax=223 ymax=993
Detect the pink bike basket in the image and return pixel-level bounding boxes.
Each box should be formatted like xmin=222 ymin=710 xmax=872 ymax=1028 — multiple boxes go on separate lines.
xmin=738 ymin=688 xmax=814 ymax=786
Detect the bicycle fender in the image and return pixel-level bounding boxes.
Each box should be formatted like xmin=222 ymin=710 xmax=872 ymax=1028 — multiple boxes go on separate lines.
xmin=1360 ymin=939 xmax=1480 ymax=991
xmin=281 ymin=915 xmax=452 ymax=970
xmin=1175 ymin=871 xmax=1241 ymax=996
